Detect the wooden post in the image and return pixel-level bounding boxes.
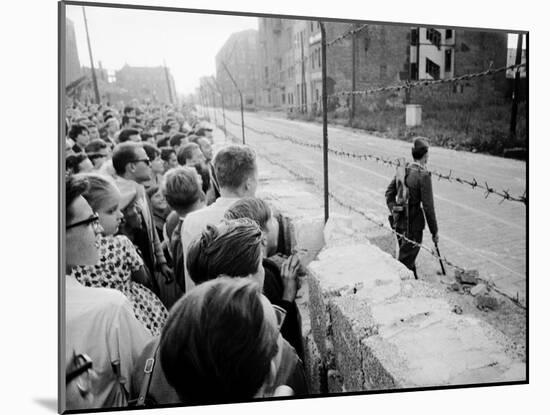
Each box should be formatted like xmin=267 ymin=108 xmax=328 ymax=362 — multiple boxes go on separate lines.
xmin=510 ymin=34 xmax=523 ymax=138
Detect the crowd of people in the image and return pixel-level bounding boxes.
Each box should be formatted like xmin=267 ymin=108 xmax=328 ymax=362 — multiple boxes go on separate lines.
xmin=64 ymin=99 xmax=306 ymax=410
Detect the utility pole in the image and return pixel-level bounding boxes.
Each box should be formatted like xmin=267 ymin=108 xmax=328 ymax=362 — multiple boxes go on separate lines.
xmin=163 ymin=60 xmax=174 ymax=105
xmin=82 ymin=6 xmax=100 ymax=104
xmin=510 ymin=34 xmax=524 ymax=139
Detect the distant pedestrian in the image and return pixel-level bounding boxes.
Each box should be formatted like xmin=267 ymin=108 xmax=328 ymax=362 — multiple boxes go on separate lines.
xmin=385 ymin=137 xmax=439 ymax=279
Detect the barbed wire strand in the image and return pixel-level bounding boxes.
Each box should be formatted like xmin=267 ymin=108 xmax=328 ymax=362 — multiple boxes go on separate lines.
xmin=221 ymin=123 xmax=526 ymax=308
xmin=334 ymin=63 xmax=526 ymax=97
xmin=222 ymin=113 xmax=527 ymax=206
xmin=261 ymin=62 xmax=526 ymax=122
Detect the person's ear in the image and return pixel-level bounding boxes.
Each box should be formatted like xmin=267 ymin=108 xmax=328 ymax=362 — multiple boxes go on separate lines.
xmin=245 ymin=176 xmax=254 ymax=192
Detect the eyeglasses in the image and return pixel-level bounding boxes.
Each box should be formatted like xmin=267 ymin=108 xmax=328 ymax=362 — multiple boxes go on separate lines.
xmin=66 ymin=213 xmax=100 ymax=230
xmin=131 ymin=158 xmax=151 ymax=166
xmin=272 ymin=304 xmax=287 ymax=332
xmin=66 ymin=353 xmax=93 ymax=384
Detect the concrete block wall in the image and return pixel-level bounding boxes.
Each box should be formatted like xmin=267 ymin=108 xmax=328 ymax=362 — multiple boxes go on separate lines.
xmin=256 ymin=159 xmax=525 ymax=395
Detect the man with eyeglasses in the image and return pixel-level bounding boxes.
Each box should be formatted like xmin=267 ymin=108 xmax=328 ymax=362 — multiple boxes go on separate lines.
xmin=111 ymin=142 xmax=173 ymax=302
xmin=64 ymin=176 xmax=151 ymax=411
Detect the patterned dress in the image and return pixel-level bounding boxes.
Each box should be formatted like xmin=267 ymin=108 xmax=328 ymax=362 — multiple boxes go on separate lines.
xmin=69 ymin=235 xmax=168 ymax=336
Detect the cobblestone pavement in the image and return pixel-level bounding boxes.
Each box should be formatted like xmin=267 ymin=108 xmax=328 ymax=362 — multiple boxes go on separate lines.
xmin=212 ymin=108 xmax=527 ymax=305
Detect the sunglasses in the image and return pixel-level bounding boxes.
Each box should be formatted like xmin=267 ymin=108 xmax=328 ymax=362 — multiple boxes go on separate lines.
xmin=272 ymin=304 xmax=287 ymax=332
xmin=66 ymin=353 xmax=93 ymax=384
xmin=66 ymin=213 xmax=100 ymax=230
xmin=131 ymin=158 xmax=151 ymax=166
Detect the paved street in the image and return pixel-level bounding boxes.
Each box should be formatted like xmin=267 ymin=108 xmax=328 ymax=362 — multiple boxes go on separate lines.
xmin=212 ymin=108 xmax=527 ymax=305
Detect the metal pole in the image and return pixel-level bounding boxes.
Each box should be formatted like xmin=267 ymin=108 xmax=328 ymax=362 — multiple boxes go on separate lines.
xmin=416 ymin=27 xmax=421 ymax=81
xmin=321 ymin=22 xmax=329 ymax=223
xmin=210 ymin=77 xmax=228 ymax=137
xmin=82 ymin=7 xmax=100 ymax=105
xmin=214 ymin=80 xmax=227 ymax=137
xmin=222 ymin=61 xmax=245 ymax=144
xmin=210 ymin=87 xmax=218 ymax=126
xmin=510 ymin=34 xmax=524 ymax=138
xmin=350 ymin=23 xmax=356 ymax=125
xmin=300 ymin=31 xmax=307 ymax=113
xmin=202 ymin=87 xmax=211 ymax=121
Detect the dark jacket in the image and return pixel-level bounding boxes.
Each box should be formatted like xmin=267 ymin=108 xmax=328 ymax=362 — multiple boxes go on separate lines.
xmin=263 ymin=258 xmax=304 ymax=360
xmin=385 ymin=162 xmax=438 ymax=236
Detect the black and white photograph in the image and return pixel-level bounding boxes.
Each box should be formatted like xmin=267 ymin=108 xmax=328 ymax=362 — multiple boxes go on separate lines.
xmin=57 ymin=0 xmax=531 ymax=413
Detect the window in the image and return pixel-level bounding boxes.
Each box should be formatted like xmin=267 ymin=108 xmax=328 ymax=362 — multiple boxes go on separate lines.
xmin=410 ymin=28 xmax=419 ymax=45
xmin=445 ymin=50 xmax=452 ymax=72
xmin=282 ymin=93 xmax=286 ymax=104
xmin=318 ymin=48 xmax=321 ymax=67
xmin=311 ymin=22 xmax=314 ymax=32
xmin=426 ymin=28 xmax=441 ymax=48
xmin=264 ymin=66 xmax=268 ymax=81
xmin=425 ymin=58 xmax=440 ymax=79
xmin=445 ymin=29 xmax=453 ymax=39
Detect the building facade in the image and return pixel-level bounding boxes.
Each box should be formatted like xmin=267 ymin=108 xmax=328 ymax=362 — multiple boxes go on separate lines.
xmin=114 ymin=65 xmax=177 ymax=104
xmin=215 ymin=29 xmax=259 ymax=108
xmin=255 ymin=20 xmax=508 ymax=112
xmin=65 ymin=18 xmax=82 ymax=86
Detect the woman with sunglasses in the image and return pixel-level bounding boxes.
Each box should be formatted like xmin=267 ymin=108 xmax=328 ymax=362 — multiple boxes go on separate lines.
xmin=68 ymin=173 xmax=168 ymax=337
xmin=129 ymin=219 xmax=307 ymax=406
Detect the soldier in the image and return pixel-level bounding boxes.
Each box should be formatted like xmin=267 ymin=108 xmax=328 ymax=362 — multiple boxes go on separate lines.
xmin=385 ymin=137 xmax=439 ymax=279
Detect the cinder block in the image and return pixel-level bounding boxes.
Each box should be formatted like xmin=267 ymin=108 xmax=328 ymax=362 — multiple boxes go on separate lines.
xmin=306 ymin=271 xmax=332 ymax=360
xmin=361 ymin=336 xmax=400 ymax=390
xmin=303 ymin=333 xmax=324 ymax=395
xmin=329 ymin=297 xmax=378 ymax=392
xmin=365 ymin=223 xmax=397 ymax=258
xmin=327 ymin=369 xmax=344 ymax=394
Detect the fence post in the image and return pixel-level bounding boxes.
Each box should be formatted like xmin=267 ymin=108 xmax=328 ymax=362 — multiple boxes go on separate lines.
xmin=210 ymin=78 xmax=227 ymax=137
xmin=350 ymin=23 xmax=357 ymax=126
xmin=222 ymin=61 xmax=245 ymax=144
xmin=510 ymin=34 xmax=524 ymax=139
xmin=321 ymin=22 xmax=329 ymax=224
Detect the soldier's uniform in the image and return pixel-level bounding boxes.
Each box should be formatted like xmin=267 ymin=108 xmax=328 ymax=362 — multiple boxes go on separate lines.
xmin=385 ymin=141 xmax=438 ymax=278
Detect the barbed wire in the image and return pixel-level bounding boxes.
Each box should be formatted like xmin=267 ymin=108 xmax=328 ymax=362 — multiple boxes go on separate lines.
xmin=271 ymin=23 xmax=369 ymax=80
xmin=222 ymin=126 xmax=526 ymax=308
xmin=222 ymin=113 xmax=527 ymax=206
xmin=325 ymin=23 xmax=369 ymax=48
xmin=332 ymin=63 xmax=526 ymax=97
xmin=255 ymin=62 xmax=527 ymax=122
xmin=246 ymin=141 xmax=466 ymax=273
